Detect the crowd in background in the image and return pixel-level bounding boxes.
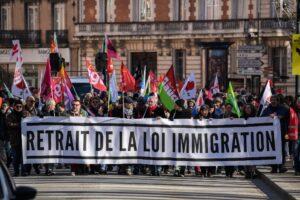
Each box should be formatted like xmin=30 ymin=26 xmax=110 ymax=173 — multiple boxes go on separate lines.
xmin=0 ymin=86 xmax=300 ymax=179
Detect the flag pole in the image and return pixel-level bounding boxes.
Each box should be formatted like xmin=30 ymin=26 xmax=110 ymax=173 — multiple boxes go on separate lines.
xmin=122 ymin=91 xmax=125 ymax=118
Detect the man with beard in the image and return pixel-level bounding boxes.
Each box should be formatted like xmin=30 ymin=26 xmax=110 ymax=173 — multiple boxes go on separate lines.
xmin=6 ymin=99 xmax=26 ymax=176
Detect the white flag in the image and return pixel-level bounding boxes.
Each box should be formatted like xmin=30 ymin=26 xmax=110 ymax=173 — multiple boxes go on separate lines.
xmin=259 ymin=80 xmax=272 ymax=116
xmin=11 ymin=67 xmax=32 ymax=100
xmin=10 ymin=40 xmax=23 ymax=68
xmin=180 ymin=73 xmax=196 ymax=100
xmin=109 ymin=71 xmax=119 ymax=103
xmin=211 ymin=74 xmax=220 ymax=95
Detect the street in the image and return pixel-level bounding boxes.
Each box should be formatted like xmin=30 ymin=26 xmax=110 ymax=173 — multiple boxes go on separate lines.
xmin=13 ymin=169 xmax=284 ymax=200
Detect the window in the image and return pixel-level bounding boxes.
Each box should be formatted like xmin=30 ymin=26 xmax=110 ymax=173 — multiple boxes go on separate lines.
xmin=231 ymin=0 xmax=248 ymax=19
xmin=0 ymin=4 xmax=12 ymax=30
xmin=270 ymin=0 xmax=292 ymax=18
xmin=206 ymin=0 xmax=221 ymax=20
xmin=53 ymin=3 xmax=65 ymax=30
xmin=132 ymin=0 xmax=152 ymax=21
xmin=272 ymin=47 xmax=287 ymax=80
xmin=174 ymin=50 xmax=185 ymax=80
xmin=198 ymin=0 xmax=221 ymax=20
xmin=26 ymin=3 xmax=39 ymax=30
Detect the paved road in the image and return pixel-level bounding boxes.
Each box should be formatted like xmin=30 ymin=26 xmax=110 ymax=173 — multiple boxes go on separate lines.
xmin=13 ymin=170 xmax=284 ymax=200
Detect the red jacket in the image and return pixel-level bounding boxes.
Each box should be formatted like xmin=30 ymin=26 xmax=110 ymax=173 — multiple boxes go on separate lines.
xmin=288 ymin=107 xmax=298 ymax=141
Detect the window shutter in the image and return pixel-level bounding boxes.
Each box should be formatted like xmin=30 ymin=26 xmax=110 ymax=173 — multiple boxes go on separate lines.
xmin=132 ymin=0 xmax=139 ymax=21
xmin=199 ymin=0 xmax=205 ymax=20
xmin=270 ymin=0 xmax=276 ymax=18
xmin=173 ymin=0 xmax=179 ymax=21
xmin=231 ymin=0 xmax=238 ymax=19
xmin=99 ymin=0 xmax=105 ymax=22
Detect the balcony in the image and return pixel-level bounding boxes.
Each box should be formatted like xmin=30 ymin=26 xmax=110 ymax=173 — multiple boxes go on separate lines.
xmin=46 ymin=30 xmax=69 ymax=47
xmin=75 ymin=18 xmax=295 ymax=39
xmin=0 ymin=30 xmax=41 ymax=47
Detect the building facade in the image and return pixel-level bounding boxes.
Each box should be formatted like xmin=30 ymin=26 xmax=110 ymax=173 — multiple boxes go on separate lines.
xmin=0 ymin=0 xmax=78 ymax=87
xmin=75 ymin=0 xmax=297 ymax=95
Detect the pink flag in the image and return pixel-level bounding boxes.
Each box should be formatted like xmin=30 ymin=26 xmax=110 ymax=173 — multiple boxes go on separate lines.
xmin=195 ymin=89 xmax=205 ymax=108
xmin=52 ymin=77 xmax=63 ymax=103
xmin=40 ymin=59 xmax=53 ymax=101
xmin=210 ymin=74 xmax=220 ymax=94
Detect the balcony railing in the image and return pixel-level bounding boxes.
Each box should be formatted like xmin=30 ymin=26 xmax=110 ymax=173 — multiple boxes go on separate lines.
xmin=0 ymin=30 xmax=41 ymax=46
xmin=75 ymin=18 xmax=295 ymax=37
xmin=46 ymin=30 xmax=69 ymax=47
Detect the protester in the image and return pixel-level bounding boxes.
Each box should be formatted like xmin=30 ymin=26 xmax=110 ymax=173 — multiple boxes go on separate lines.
xmin=262 ymin=95 xmax=289 ymax=173
xmin=223 ymin=103 xmax=238 ymax=178
xmin=170 ymin=99 xmax=192 ymax=177
xmin=23 ymin=96 xmax=41 ymax=175
xmin=243 ymin=104 xmax=257 ymax=179
xmin=68 ymin=99 xmax=88 ymax=176
xmin=42 ymin=99 xmax=57 ymax=176
xmin=6 ymin=99 xmax=26 ymax=176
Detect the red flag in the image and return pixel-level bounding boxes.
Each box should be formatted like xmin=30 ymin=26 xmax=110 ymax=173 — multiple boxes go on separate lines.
xmin=41 ymin=59 xmax=53 ymax=101
xmin=149 ymin=70 xmax=157 ymax=93
xmin=177 ymin=79 xmax=184 ymax=93
xmin=107 ymin=57 xmax=114 ymax=75
xmin=105 ymin=35 xmax=121 ymax=60
xmin=51 ymin=77 xmax=63 ymax=103
xmin=86 ymin=60 xmax=107 ymax=91
xmin=121 ymin=62 xmax=135 ymax=92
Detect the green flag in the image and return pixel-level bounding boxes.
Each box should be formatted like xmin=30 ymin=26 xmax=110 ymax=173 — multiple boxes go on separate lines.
xmin=158 ymin=65 xmax=179 ymax=111
xmin=225 ymin=82 xmax=241 ymax=118
xmin=3 ymin=83 xmax=14 ymax=98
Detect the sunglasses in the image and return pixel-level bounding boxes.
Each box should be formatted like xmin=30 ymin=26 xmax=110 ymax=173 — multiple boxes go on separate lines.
xmin=72 ymin=104 xmax=80 ymax=106
xmin=15 ymin=105 xmax=23 ymax=108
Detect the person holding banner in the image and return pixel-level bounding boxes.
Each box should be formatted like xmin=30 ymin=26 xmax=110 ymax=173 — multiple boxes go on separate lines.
xmin=41 ymin=99 xmax=57 ymax=176
xmin=6 ymin=99 xmax=26 ymax=176
xmin=170 ymin=99 xmax=192 ymax=177
xmin=68 ymin=99 xmax=88 ymax=176
xmin=22 ymin=96 xmax=41 ymax=175
xmin=86 ymin=96 xmax=108 ymax=175
xmin=243 ymin=104 xmax=258 ymax=179
xmin=262 ymin=95 xmax=289 ymax=173
xmin=118 ymin=96 xmax=135 ymax=176
xmin=197 ymin=104 xmax=215 ymax=177
xmin=144 ymin=95 xmax=166 ymax=176
xmin=223 ymin=103 xmax=238 ymax=178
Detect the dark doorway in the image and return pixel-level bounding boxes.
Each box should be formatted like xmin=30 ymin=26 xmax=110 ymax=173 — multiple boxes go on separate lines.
xmin=206 ymin=49 xmax=228 ymax=91
xmin=131 ymin=52 xmax=157 ymax=80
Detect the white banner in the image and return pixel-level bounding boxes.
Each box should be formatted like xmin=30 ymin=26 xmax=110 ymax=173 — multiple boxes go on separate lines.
xmin=22 ymin=117 xmax=282 ymax=166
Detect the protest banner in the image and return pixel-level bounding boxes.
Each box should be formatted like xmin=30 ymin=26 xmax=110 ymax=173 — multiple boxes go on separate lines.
xmin=22 ymin=117 xmax=282 ymax=166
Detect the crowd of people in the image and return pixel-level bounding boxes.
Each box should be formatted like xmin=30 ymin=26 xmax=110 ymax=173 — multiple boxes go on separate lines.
xmin=0 ymin=86 xmax=300 ymax=179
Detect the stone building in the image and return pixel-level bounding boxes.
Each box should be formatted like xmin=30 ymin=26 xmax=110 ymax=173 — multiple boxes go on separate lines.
xmin=0 ymin=0 xmax=77 ymax=87
xmin=75 ymin=0 xmax=297 ymax=95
